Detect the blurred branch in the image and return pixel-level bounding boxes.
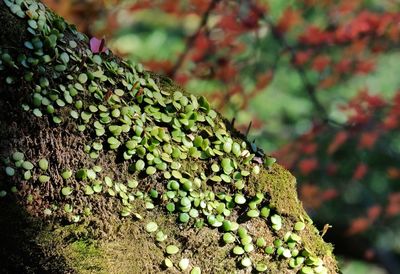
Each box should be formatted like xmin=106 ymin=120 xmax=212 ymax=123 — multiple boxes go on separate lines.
xmin=169 ymin=0 xmax=220 ymax=78
xmin=250 ymin=7 xmax=348 ymax=127
xmin=270 ymin=22 xmax=344 ymax=127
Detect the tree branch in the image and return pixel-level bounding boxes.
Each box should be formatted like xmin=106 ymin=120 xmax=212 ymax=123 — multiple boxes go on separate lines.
xmin=255 ymin=11 xmax=348 ymax=127
xmin=169 ymin=0 xmax=220 ymax=77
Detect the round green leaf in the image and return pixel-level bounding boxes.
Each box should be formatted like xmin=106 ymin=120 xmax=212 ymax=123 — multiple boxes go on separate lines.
xmin=166 ymin=245 xmax=179 ymax=255
xmin=38 ymin=158 xmax=49 ymax=171
xmin=61 ymin=187 xmax=73 ymax=196
xmin=145 ymin=221 xmax=158 ymax=233
xmin=22 ymin=161 xmax=34 ymax=170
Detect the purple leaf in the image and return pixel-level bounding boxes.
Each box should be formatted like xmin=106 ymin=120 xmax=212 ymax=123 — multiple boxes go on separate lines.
xmin=90 ymin=37 xmax=107 ymax=53
xmin=253 ymin=157 xmax=263 ymax=164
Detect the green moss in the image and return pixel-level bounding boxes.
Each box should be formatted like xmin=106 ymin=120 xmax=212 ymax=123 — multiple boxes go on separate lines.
xmin=63 ymin=240 xmax=105 ymax=273
xmin=250 ymin=164 xmax=336 ymax=268
xmin=250 ymin=164 xmax=301 ymax=215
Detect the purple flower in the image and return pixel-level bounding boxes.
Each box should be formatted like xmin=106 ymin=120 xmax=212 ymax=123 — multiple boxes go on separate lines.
xmin=90 ymin=37 xmax=108 ymax=53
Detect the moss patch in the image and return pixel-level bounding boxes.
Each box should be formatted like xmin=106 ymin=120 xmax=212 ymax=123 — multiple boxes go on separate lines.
xmin=63 ymin=240 xmax=105 ymax=274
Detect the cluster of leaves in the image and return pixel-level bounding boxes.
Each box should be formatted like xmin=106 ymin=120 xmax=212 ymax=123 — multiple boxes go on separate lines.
xmin=42 ymin=0 xmax=400 ymax=269
xmin=277 ymin=90 xmax=400 ymax=256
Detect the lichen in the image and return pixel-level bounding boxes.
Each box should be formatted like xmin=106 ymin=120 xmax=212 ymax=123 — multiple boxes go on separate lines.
xmin=0 ymin=0 xmax=338 ymax=273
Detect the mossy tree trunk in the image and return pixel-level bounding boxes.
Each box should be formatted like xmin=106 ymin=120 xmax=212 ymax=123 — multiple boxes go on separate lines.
xmin=0 ymin=1 xmax=338 ymax=273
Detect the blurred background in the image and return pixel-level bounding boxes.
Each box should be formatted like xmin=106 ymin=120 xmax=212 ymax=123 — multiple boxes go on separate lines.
xmin=43 ymin=0 xmax=400 ymax=273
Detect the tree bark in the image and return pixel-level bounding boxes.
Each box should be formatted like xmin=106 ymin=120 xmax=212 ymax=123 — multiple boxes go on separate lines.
xmin=0 ymin=1 xmax=338 ymax=273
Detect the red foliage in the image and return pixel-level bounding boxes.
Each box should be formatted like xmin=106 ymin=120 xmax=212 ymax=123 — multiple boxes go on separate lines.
xmin=327 ymin=131 xmax=348 ymax=155
xmin=294 ymin=51 xmax=311 ymax=66
xmin=277 ymin=7 xmax=302 ymax=34
xmin=352 ymin=163 xmax=368 ymax=180
xmin=326 ymin=163 xmax=338 ymax=176
xmin=300 ymin=184 xmax=322 ymax=209
xmin=367 ymin=205 xmax=382 ymax=221
xmin=358 ymin=132 xmax=379 ymax=149
xmin=302 ymin=143 xmax=317 ymax=155
xmin=191 ymin=33 xmax=213 ymax=62
xmin=255 ymin=72 xmax=273 ymax=91
xmin=364 ymin=249 xmax=376 ymax=261
xmin=312 ymin=55 xmax=331 ymax=72
xmin=355 ymin=59 xmax=375 ymax=74
xmin=321 ymin=188 xmax=339 ymax=201
xmin=143 ymin=60 xmax=173 ymax=74
xmin=335 ymin=59 xmax=352 ymax=74
xmin=299 ymin=26 xmax=331 ymax=46
xmin=386 ymin=193 xmax=400 ymax=217
xmin=299 ymin=10 xmax=400 ymax=47
xmin=347 ymin=217 xmax=370 ymax=235
xmin=298 ymin=158 xmax=318 ymax=175
xmin=387 ymin=167 xmax=400 ymax=179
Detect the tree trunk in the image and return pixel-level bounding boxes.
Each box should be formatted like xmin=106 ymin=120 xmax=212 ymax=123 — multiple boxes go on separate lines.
xmin=0 ymin=1 xmax=338 ymax=273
